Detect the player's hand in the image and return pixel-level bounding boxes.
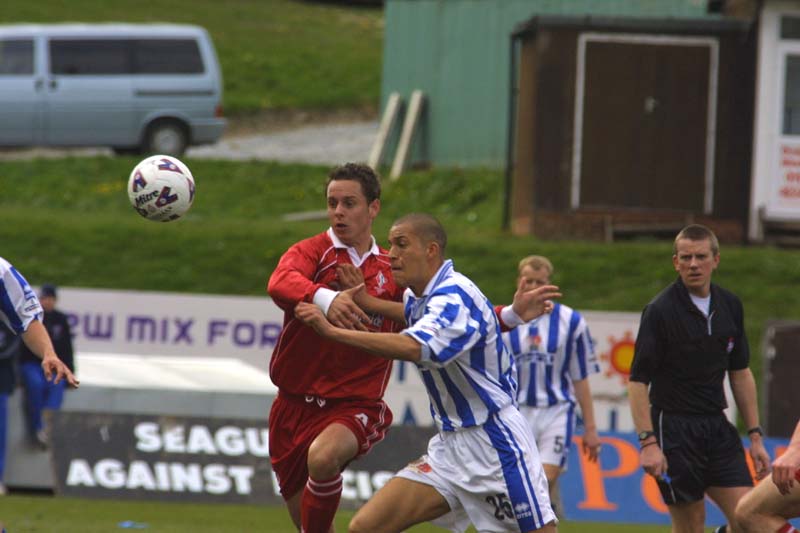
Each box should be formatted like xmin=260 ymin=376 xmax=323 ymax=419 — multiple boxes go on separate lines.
xmin=749 ymin=438 xmax=771 ymax=481
xmin=771 ymin=447 xmax=800 ymax=495
xmin=581 ymin=429 xmax=602 ymax=463
xmin=337 ymin=264 xmax=364 ymax=290
xmin=295 ymin=302 xmax=334 ymax=336
xmin=640 ymin=444 xmax=668 ymax=480
xmin=42 ymin=355 xmax=80 ymax=388
xmin=511 ymin=280 xmax=561 ymax=322
xmin=326 ymin=289 xmax=370 ymax=331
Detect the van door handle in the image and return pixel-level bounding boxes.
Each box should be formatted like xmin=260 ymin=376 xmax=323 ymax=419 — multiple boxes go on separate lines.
xmin=49 ymin=79 xmax=58 ymax=90
xmin=35 ymin=79 xmax=44 ymax=91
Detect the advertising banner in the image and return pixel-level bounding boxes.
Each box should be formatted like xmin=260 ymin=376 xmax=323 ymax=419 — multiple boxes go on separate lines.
xmin=53 ymin=288 xmax=737 ymax=435
xmin=769 ymin=141 xmax=800 ymax=218
xmin=563 ymin=433 xmax=797 ymax=526
xmin=50 ymin=411 xmax=435 ymax=507
xmin=56 ymin=288 xmax=653 ymax=431
xmin=50 ymin=410 xmax=796 ymax=527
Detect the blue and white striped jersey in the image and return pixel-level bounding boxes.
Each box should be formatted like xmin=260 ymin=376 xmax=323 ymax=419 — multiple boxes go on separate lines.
xmin=0 ymin=257 xmax=42 ymax=335
xmin=503 ymin=302 xmax=599 ymax=408
xmin=402 ymin=260 xmax=517 ymax=431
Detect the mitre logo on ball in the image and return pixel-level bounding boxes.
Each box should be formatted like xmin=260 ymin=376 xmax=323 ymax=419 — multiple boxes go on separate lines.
xmin=127 ymin=155 xmax=196 ymax=222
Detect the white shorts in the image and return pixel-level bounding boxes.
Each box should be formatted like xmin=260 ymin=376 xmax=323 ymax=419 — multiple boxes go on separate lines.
xmin=518 ymin=402 xmax=575 ymax=470
xmin=396 ymin=405 xmax=556 ymax=533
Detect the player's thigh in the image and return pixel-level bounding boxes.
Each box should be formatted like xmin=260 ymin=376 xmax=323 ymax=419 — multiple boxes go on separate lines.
xmin=666 ymin=499 xmax=707 ymax=533
xmin=735 ymin=475 xmax=800 ymax=525
xmin=349 ymin=477 xmax=450 ymax=533
xmin=542 ymin=464 xmax=561 ymax=487
xmin=706 ymin=485 xmax=750 ymax=522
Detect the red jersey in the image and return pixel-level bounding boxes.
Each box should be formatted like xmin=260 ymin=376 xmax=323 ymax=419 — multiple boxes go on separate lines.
xmin=267 ymin=229 xmax=403 ymax=400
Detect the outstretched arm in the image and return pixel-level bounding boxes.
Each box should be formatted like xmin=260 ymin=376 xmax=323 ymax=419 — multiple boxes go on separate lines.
xmin=511 ymin=282 xmax=561 ymax=322
xmin=22 ymin=320 xmax=79 ymax=388
xmin=295 ymin=302 xmax=419 ymax=361
xmin=497 ymin=282 xmax=561 ymax=330
xmin=336 ymin=265 xmax=406 ymax=324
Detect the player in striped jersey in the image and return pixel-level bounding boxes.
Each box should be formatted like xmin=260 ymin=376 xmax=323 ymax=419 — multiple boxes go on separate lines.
xmin=502 ymin=255 xmax=601 ymax=518
xmin=295 ymin=213 xmax=560 ymax=533
xmin=0 ymin=257 xmax=79 ymax=494
xmin=0 ymin=257 xmax=77 ymax=388
xmin=735 ymin=418 xmax=800 ymax=533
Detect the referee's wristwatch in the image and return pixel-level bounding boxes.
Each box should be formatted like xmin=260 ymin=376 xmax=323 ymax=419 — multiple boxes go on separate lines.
xmin=747 ymin=426 xmax=764 ymax=437
xmin=638 ymin=430 xmax=655 ymax=442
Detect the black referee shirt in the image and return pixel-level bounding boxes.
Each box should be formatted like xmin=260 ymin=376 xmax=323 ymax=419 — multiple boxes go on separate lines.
xmin=630 ymin=277 xmax=749 ymax=415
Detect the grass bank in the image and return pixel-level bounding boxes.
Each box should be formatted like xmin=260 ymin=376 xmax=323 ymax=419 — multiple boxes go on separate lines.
xmin=2 ymin=158 xmax=799 ymax=389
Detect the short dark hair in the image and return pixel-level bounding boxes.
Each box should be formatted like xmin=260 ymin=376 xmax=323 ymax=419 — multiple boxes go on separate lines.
xmin=326 ymin=163 xmax=381 ymax=204
xmin=393 ymin=213 xmax=447 ymax=256
xmin=39 ymin=284 xmax=57 ymax=299
xmin=674 ymin=224 xmax=719 ymax=255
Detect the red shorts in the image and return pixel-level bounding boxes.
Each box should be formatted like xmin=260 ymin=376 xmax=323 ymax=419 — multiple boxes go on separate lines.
xmin=268 ymin=392 xmax=393 ymax=500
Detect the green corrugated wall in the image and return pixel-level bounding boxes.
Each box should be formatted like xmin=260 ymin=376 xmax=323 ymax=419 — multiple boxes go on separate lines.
xmin=381 ymin=0 xmax=716 ymax=168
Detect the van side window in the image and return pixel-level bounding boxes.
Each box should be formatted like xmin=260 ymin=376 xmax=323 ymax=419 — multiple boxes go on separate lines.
xmin=50 ymin=39 xmax=132 ymax=75
xmin=0 ymin=39 xmax=34 ymax=75
xmin=134 ymin=39 xmax=204 ymax=74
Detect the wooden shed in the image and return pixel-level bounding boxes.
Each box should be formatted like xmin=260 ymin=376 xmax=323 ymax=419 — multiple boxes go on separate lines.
xmin=506 ymin=16 xmax=756 ymax=242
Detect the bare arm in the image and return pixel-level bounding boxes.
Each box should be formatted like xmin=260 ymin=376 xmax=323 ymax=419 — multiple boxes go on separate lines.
xmin=627 ymin=380 xmax=666 ymax=478
xmin=729 ymin=367 xmax=770 ymax=480
xmin=346 ymin=285 xmax=406 ymax=325
xmin=336 ymin=265 xmax=407 ymax=325
xmin=295 ymin=302 xmax=420 ymax=361
xmin=772 ymin=420 xmax=800 ymax=495
xmin=573 ymin=378 xmax=600 ymax=462
xmin=21 ymin=320 xmax=79 ymax=388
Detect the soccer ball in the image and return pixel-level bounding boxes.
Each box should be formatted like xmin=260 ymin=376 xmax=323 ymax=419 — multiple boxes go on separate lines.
xmin=127 ymin=155 xmax=195 ymax=222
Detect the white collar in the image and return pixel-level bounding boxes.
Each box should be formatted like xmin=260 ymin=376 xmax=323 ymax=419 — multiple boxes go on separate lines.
xmin=327 ymin=227 xmax=379 ymax=267
xmin=417 ymin=259 xmax=454 ymax=298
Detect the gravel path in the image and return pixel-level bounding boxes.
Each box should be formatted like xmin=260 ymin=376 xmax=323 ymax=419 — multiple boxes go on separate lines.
xmin=0 ymin=120 xmax=379 ymax=165
xmin=188 ymin=121 xmax=378 ymax=164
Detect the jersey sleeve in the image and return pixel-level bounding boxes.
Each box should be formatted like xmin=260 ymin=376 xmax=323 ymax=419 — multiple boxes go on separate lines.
xmin=569 ymin=317 xmax=600 ymax=381
xmin=0 ymin=263 xmax=43 ymax=334
xmin=403 ymin=291 xmax=482 ymax=368
xmin=728 ymin=296 xmax=750 ymax=371
xmin=629 ymin=304 xmax=662 ymax=384
xmin=267 ymin=240 xmax=326 ymax=312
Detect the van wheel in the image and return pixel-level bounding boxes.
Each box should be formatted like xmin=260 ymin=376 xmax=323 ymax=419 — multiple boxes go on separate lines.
xmin=144 ymin=120 xmax=188 ymax=156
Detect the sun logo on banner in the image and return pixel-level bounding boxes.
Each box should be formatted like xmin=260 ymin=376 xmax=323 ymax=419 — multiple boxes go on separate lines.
xmin=601 ymin=331 xmax=636 ymax=385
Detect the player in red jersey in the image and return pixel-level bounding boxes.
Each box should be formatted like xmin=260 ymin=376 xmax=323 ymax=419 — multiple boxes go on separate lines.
xmin=736 ymin=419 xmax=800 ymax=533
xmin=267 ymin=163 xmax=404 ymax=533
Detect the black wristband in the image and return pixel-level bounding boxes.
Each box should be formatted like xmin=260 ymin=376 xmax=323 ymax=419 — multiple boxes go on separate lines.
xmin=640 ymin=441 xmax=658 ymax=449
xmin=747 ymin=426 xmax=763 ymax=437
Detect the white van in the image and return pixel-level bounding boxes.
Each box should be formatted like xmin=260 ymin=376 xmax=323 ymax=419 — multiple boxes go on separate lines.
xmin=0 ymin=23 xmax=226 ymax=155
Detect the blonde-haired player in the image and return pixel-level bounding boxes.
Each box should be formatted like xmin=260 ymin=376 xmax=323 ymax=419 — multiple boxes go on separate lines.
xmin=502 ymin=255 xmax=601 ymax=518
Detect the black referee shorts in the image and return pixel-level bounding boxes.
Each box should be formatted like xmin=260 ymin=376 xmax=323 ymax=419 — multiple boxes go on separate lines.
xmin=652 ymin=408 xmax=753 ymax=504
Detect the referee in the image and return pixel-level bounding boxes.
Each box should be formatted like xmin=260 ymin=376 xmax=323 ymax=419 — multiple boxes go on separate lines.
xmin=628 ymin=224 xmax=770 ymax=532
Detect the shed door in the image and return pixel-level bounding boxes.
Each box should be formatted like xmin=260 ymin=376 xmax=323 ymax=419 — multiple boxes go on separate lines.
xmin=573 ymin=36 xmax=717 ymax=212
